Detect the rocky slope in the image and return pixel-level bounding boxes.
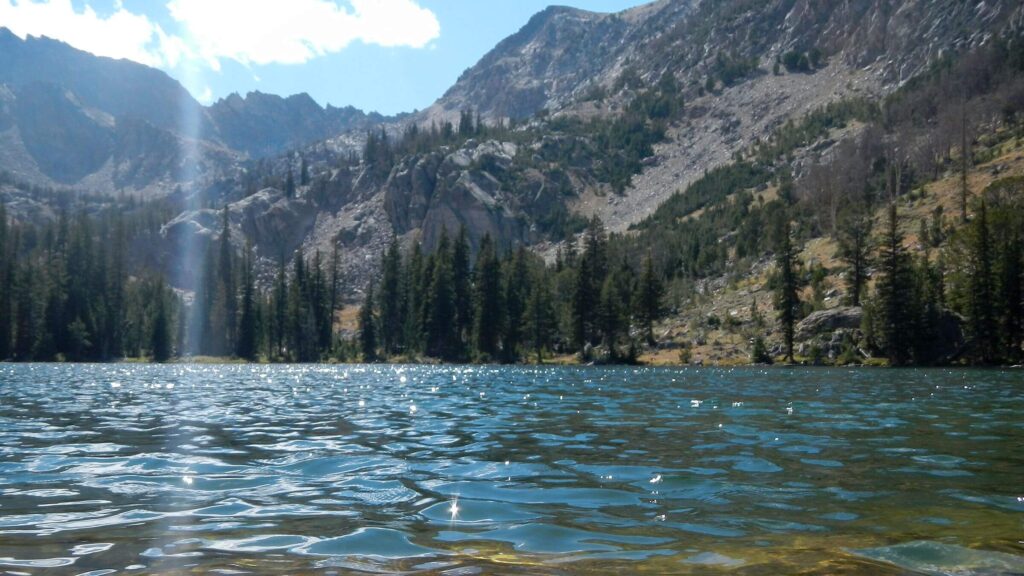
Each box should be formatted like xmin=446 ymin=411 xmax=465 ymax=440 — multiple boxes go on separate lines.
xmin=424 ymin=0 xmax=1019 ymax=125
xmin=423 ymin=0 xmax=1021 ymax=234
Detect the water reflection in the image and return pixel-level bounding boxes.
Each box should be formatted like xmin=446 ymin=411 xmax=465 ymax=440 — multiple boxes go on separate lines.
xmin=0 ymin=364 xmax=1021 ymax=574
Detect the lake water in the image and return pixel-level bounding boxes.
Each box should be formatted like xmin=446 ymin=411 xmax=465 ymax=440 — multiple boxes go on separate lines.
xmin=0 ymin=365 xmax=1022 ymax=575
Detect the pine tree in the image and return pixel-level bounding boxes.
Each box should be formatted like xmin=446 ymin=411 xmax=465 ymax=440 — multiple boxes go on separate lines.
xmin=311 ymin=251 xmax=331 ymax=355
xmin=0 ymin=203 xmax=10 ymax=359
xmin=874 ymin=202 xmax=914 ymax=365
xmin=452 ymin=227 xmax=473 ymax=348
xmin=774 ymin=219 xmax=801 ymax=362
xmin=403 ymin=243 xmax=425 ymax=355
xmin=236 ymin=246 xmax=258 ymax=361
xmin=997 ymin=231 xmax=1022 ymax=362
xmin=458 ymin=109 xmax=475 ymax=136
xmin=524 ymin=272 xmax=554 ymax=363
xmin=328 ymin=245 xmax=341 ymax=356
xmin=288 ymin=253 xmax=320 ymax=362
xmin=217 ymin=207 xmax=236 ymax=355
xmin=379 ymin=239 xmax=404 ymax=356
xmin=39 ymin=259 xmax=67 ymax=360
xmin=635 ymin=254 xmax=664 ymax=344
xmin=176 ymin=301 xmax=188 ymax=362
xmin=571 ymin=260 xmax=593 ymax=352
xmin=424 ymin=230 xmax=460 ymax=360
xmin=270 ymin=259 xmax=287 ymax=360
xmin=65 ymin=214 xmax=98 ymax=360
xmin=911 ymin=254 xmax=944 ymax=365
xmin=190 ymin=243 xmax=215 ymax=356
xmin=14 ymin=262 xmax=36 ymax=360
xmin=503 ymin=247 xmax=529 ymax=362
xmin=967 ymin=200 xmax=997 ymax=363
xmin=959 ymin=94 xmax=970 ymax=223
xmin=598 ymin=275 xmax=624 ymax=358
xmin=359 ymin=283 xmax=378 ymax=362
xmin=286 ymin=253 xmax=305 ymax=361
xmin=151 ymin=281 xmax=172 ymax=363
xmin=572 ymin=217 xmax=607 ymax=352
xmin=286 ymin=168 xmax=296 ymax=199
xmin=103 ymin=212 xmax=126 ymax=359
xmin=472 ymin=234 xmax=503 ymax=360
xmin=837 ymin=209 xmax=873 ymax=306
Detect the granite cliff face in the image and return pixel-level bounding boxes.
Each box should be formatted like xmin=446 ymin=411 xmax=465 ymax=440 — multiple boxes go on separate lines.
xmin=383 ymin=140 xmax=545 ymax=250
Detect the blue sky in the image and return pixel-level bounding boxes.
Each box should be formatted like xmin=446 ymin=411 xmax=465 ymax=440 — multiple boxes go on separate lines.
xmin=1 ymin=0 xmax=647 ymax=114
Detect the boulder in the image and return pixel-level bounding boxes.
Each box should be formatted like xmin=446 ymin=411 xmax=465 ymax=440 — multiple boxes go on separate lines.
xmin=796 ymin=307 xmax=863 ymax=340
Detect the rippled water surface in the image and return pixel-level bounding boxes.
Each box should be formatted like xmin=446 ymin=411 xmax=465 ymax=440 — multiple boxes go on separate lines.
xmin=1 ymin=365 xmax=1022 ymax=574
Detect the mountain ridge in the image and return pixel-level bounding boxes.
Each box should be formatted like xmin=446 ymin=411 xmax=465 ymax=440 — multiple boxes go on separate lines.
xmin=0 ymin=27 xmax=387 ymax=191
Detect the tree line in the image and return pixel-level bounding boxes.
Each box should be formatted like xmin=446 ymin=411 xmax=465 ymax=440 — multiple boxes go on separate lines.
xmin=0 ymin=200 xmax=661 ymax=364
xmin=0 ymin=201 xmax=351 ymax=363
xmin=174 ymin=208 xmax=348 ymax=362
xmin=0 ymin=203 xmax=177 ymax=361
xmin=358 ymin=219 xmax=665 ymax=364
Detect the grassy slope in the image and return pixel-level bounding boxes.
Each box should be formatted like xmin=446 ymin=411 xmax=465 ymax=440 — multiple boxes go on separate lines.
xmin=640 ymin=133 xmax=1024 ymax=366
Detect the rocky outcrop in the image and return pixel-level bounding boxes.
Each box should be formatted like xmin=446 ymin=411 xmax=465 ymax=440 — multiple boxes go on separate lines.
xmin=383 ymin=139 xmax=534 ymax=251
xmin=796 ymin=307 xmax=864 ymax=340
xmin=384 ymin=152 xmax=444 ymax=234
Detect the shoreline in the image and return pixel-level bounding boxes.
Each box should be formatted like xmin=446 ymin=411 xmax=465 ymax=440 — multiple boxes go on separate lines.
xmin=2 ymin=357 xmax=1019 ymax=369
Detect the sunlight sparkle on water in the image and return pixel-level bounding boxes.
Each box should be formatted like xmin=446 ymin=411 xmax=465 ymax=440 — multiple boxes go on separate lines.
xmin=0 ymin=365 xmax=1020 ymax=574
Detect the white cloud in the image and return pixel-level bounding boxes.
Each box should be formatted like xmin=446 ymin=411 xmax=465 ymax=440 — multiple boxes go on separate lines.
xmin=0 ymin=0 xmax=170 ymax=66
xmin=166 ymin=0 xmax=441 ymax=68
xmin=0 ymin=0 xmax=441 ymax=71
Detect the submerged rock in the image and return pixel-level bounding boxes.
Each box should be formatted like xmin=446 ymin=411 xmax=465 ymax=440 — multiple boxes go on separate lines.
xmin=851 ymin=541 xmax=1024 ymax=575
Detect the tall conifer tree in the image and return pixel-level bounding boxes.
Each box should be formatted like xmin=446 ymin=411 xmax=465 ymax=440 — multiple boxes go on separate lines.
xmin=774 ymin=219 xmax=801 ymax=363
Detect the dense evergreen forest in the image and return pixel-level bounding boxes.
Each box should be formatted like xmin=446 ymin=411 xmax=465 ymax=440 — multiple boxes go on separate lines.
xmin=1 ymin=34 xmax=1022 ymax=365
